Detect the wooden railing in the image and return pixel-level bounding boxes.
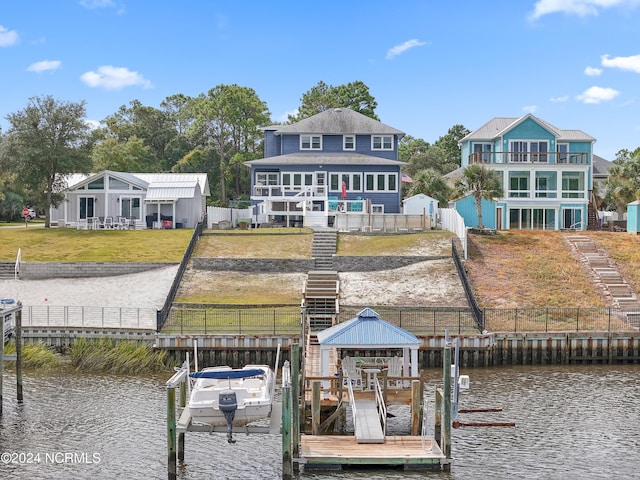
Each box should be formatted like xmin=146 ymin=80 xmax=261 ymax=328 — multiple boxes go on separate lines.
xmin=469 ymin=151 xmax=590 ymax=165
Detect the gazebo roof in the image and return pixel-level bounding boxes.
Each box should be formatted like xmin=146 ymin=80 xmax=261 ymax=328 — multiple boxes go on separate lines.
xmin=316 ymin=308 xmax=420 ymax=348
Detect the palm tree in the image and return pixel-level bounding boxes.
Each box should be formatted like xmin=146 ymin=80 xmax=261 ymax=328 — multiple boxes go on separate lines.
xmin=456 ymin=164 xmax=503 ymax=229
xmin=407 ymin=168 xmax=452 ymax=205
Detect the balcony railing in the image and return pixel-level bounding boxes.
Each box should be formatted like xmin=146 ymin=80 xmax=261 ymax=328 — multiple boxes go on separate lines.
xmin=252 ymin=185 xmax=326 ymax=197
xmin=469 ymin=151 xmax=590 ymax=165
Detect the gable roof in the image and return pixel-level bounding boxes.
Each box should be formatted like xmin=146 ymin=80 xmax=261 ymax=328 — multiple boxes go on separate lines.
xmin=460 ymin=114 xmax=595 ymax=143
xmin=60 ymin=171 xmax=210 ymax=196
xmin=316 ymin=308 xmax=420 ymax=348
xmin=244 ymin=152 xmax=406 ymax=167
xmin=269 ymin=108 xmax=405 ymax=137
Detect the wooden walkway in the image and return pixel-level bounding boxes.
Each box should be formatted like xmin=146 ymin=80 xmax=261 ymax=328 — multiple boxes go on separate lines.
xmin=300 ymin=435 xmax=446 ymax=468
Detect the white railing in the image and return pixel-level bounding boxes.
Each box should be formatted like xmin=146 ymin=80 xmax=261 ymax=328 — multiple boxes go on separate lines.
xmin=373 ymin=377 xmax=387 ymax=435
xmin=14 ymin=248 xmax=21 ymax=280
xmin=346 ymin=375 xmax=357 ymax=430
xmin=439 ymin=208 xmax=467 ymax=259
xmin=21 ymin=305 xmax=157 ymax=330
xmin=421 ymin=395 xmax=433 ymax=452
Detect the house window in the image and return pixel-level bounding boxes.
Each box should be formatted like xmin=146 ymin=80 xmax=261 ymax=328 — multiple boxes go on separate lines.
xmin=343 ymin=135 xmax=355 ymax=151
xmin=364 ymin=173 xmax=398 ymax=192
xmin=329 ymin=173 xmax=362 ymax=192
xmin=473 ymin=143 xmax=492 ymax=163
xmin=121 ymin=197 xmax=141 ymax=220
xmin=510 ymin=208 xmax=555 ymax=230
xmin=508 ymin=172 xmax=529 ymax=198
xmin=372 ymin=204 xmax=384 ymax=213
xmin=535 ymin=172 xmax=557 ymax=198
xmin=88 ymin=178 xmax=104 ymax=190
xmin=109 ymin=177 xmax=129 ymax=190
xmin=300 ymin=135 xmax=322 ymax=150
xmin=256 ymin=172 xmax=278 ymax=186
xmin=562 ymin=172 xmax=584 ymax=198
xmin=557 ymin=143 xmax=569 ymax=164
xmin=509 ymin=141 xmax=548 ymax=162
xmin=282 ymin=172 xmax=313 ymax=191
xmin=371 ymin=135 xmax=393 ymax=151
xmin=79 ymin=197 xmax=95 ymax=219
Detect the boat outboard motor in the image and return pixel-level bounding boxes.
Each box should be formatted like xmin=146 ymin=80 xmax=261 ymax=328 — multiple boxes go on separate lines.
xmin=219 ymin=390 xmax=238 ymax=443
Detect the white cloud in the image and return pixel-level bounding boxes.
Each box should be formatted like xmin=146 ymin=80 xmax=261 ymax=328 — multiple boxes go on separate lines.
xmin=0 ymin=25 xmax=18 ymax=47
xmin=85 ymin=119 xmax=101 ymax=130
xmin=522 ymin=105 xmax=538 ymax=113
xmin=386 ymin=39 xmax=427 ymax=60
xmin=27 ymin=60 xmax=62 ymax=73
xmin=80 ymin=0 xmax=115 ymax=8
xmin=529 ymin=0 xmax=640 ymax=20
xmin=576 ymin=86 xmax=620 ymax=103
xmin=601 ymin=53 xmax=640 ymax=73
xmin=550 ymin=95 xmax=569 ymax=102
xmin=80 ymin=65 xmax=152 ymax=90
xmin=584 ymin=66 xmax=602 ymax=76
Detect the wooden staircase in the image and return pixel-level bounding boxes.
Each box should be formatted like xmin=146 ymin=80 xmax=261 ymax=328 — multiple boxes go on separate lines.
xmin=303 ymin=270 xmax=339 ymax=331
xmin=312 ymin=230 xmax=337 ymax=270
xmin=0 ymin=262 xmax=15 ymax=279
xmin=564 ymin=235 xmax=640 ymax=327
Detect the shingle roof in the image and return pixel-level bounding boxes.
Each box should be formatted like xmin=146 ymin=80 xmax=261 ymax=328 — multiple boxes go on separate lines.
xmin=271 ymin=108 xmax=405 ymax=137
xmin=316 ymin=308 xmax=420 ymax=347
xmin=244 ymin=152 xmax=407 ymax=167
xmin=592 ymin=154 xmax=612 ymax=177
xmin=460 ymin=114 xmax=595 ymax=142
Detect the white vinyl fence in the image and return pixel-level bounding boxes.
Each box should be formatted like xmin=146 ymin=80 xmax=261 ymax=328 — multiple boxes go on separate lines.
xmin=439 ymin=208 xmax=467 ymax=259
xmin=207 ymin=206 xmax=253 ymax=229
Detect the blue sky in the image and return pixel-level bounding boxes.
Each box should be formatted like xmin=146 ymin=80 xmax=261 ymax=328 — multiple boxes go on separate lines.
xmin=1 ymin=0 xmax=639 ymax=160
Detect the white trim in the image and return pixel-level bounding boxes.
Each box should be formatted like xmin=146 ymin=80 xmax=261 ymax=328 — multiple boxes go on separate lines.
xmin=371 ymin=135 xmax=393 ymax=151
xmin=300 ymin=134 xmax=322 ymax=150
xmin=343 ymin=134 xmax=356 ymax=151
xmin=364 ymin=172 xmax=398 ymax=192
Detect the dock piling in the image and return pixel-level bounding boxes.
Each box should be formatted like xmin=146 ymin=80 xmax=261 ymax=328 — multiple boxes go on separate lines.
xmin=167 ymin=386 xmax=177 ymax=480
xmin=282 ymin=360 xmax=293 ymax=480
xmin=16 ymin=303 xmax=23 ymax=402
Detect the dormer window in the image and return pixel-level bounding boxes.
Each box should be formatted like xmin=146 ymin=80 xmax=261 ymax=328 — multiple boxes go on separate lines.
xmin=301 ymin=135 xmax=322 ymax=150
xmin=343 ymin=135 xmax=355 ymax=151
xmin=372 ymin=135 xmax=393 ymax=151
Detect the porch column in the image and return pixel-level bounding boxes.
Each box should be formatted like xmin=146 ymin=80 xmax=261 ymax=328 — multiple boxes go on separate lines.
xmin=321 ymin=347 xmax=330 ymax=390
xmin=410 ymin=347 xmax=419 ymax=378
xmin=172 ymin=202 xmax=176 ymax=229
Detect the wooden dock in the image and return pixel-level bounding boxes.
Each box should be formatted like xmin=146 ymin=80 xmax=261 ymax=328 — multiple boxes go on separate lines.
xmin=300 ymin=435 xmax=446 ymax=468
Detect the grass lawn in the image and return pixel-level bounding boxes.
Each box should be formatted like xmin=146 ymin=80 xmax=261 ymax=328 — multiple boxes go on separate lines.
xmin=336 ymin=230 xmax=453 ymax=256
xmin=0 ymin=227 xmax=193 ymax=262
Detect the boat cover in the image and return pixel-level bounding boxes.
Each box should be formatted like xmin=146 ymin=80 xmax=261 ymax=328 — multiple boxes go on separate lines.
xmin=189 ymin=368 xmax=265 ymax=380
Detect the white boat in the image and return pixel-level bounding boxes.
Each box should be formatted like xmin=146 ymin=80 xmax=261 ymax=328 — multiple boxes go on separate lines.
xmin=188 ymin=364 xmax=275 ymax=428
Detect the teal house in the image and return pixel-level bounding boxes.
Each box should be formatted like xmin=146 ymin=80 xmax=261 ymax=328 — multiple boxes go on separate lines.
xmin=457 ymin=114 xmax=596 ymax=230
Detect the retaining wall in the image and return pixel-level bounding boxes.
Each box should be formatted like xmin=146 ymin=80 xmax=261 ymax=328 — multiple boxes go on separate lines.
xmin=21 ymin=262 xmax=175 ymax=279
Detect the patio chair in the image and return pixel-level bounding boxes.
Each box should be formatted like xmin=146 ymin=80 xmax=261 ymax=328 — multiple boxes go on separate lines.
xmin=103 ymin=217 xmax=114 ymax=229
xmin=341 ymin=357 xmax=363 ymax=391
xmin=386 ymin=356 xmax=404 ymax=388
xmin=117 ymin=217 xmax=128 ymax=230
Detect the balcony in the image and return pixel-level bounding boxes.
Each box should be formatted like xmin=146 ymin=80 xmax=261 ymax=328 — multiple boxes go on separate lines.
xmin=469 ymin=151 xmax=590 ymax=165
xmin=252 ymin=184 xmax=325 ymax=198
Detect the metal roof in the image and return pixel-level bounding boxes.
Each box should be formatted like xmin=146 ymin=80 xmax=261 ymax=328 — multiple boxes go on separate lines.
xmin=270 ymin=108 xmax=405 ymax=137
xmin=145 ymin=181 xmax=199 ymax=201
xmin=316 ymin=308 xmax=420 ymax=348
xmin=244 ymin=152 xmax=406 ymax=167
xmin=460 ymin=114 xmax=595 ymax=143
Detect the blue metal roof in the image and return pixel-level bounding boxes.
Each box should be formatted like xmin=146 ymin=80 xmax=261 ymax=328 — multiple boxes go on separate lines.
xmin=316 ymin=308 xmax=420 ymax=347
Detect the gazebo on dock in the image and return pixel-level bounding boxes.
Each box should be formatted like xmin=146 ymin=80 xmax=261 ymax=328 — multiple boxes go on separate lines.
xmin=315 ymin=307 xmax=421 ymax=381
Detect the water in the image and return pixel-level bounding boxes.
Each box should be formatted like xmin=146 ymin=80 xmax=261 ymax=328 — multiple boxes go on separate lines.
xmin=0 ymin=364 xmax=638 ymax=479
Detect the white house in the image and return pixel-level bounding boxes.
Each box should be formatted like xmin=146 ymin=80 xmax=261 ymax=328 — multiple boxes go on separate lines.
xmin=49 ymin=170 xmax=210 ymax=229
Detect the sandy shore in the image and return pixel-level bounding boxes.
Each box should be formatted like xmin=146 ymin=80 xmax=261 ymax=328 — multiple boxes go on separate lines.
xmin=0 ymin=266 xmax=179 ymax=309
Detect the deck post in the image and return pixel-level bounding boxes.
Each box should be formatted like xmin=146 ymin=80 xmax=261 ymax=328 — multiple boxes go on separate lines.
xmin=410 ymin=379 xmax=421 ymax=435
xmin=167 ymin=386 xmax=177 ymax=480
xmin=0 ymin=310 xmax=3 ymax=416
xmin=311 ymin=380 xmax=321 ymax=435
xmin=435 ymin=388 xmax=443 ymax=447
xmin=443 ymin=345 xmax=452 ymax=471
xmin=282 ymin=379 xmax=293 ymax=479
xmin=16 ymin=303 xmax=23 ymax=402
xmin=178 ymin=380 xmax=186 ymax=461
xmin=291 ymin=344 xmax=300 ymax=470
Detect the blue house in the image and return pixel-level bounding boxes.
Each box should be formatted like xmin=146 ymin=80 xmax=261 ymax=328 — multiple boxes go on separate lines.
xmin=244 ymin=108 xmax=406 ymax=228
xmin=456 ymin=114 xmax=596 ymax=230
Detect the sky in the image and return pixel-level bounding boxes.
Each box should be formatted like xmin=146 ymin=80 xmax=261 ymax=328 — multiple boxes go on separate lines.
xmin=1 ymin=0 xmax=640 ymax=160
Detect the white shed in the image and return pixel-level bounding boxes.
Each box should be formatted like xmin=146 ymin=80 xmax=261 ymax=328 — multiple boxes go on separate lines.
xmin=402 ymin=193 xmax=438 ymax=216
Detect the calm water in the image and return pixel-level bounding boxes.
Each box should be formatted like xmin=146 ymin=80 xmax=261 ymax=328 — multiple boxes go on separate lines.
xmin=0 ymin=364 xmax=638 ymax=479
